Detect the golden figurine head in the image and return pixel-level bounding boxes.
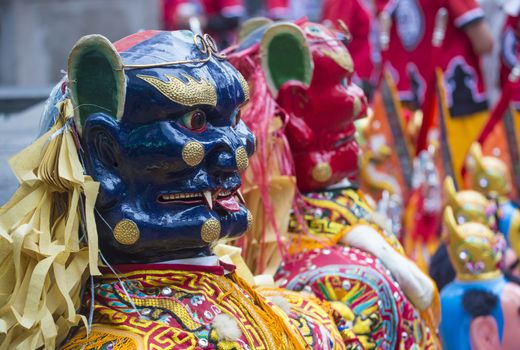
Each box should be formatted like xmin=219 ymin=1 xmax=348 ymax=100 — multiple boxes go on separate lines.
xmin=444 ymin=206 xmax=505 ymax=281
xmin=444 ymin=176 xmax=495 ymax=226
xmin=467 ymin=143 xmax=511 ymax=197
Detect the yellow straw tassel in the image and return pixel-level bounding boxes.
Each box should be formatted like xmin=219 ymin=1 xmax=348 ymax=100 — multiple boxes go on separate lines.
xmin=0 ymin=99 xmax=100 ymax=350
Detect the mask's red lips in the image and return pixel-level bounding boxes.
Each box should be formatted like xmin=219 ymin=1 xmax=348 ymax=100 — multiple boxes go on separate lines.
xmin=211 ymin=189 xmax=244 ymax=212
xmin=216 ymin=196 xmax=240 ymax=212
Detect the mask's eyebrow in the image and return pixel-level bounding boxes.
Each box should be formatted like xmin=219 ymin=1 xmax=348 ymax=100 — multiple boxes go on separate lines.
xmin=137 ymin=73 xmax=217 ymax=107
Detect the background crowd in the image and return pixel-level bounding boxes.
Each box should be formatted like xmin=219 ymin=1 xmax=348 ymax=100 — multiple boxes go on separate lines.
xmin=160 ymin=0 xmax=519 ymax=112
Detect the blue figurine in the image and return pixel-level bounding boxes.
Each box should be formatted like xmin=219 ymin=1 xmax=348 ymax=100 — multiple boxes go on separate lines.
xmin=440 ymin=205 xmax=520 ymax=350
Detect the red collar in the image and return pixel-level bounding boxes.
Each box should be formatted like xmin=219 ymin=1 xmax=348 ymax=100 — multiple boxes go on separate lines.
xmin=100 ymin=260 xmax=236 ymax=278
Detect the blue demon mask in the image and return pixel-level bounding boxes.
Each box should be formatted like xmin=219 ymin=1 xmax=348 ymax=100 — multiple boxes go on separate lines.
xmin=63 ymin=31 xmax=254 ymax=263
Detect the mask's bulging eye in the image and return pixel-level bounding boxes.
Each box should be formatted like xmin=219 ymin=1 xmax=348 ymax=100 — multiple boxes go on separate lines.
xmin=179 ymin=109 xmax=207 ymax=132
xmin=231 ymin=109 xmax=241 ymax=127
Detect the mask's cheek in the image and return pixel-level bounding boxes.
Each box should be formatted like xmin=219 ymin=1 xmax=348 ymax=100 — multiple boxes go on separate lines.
xmin=293 ymin=138 xmax=360 ymax=192
xmin=345 ymin=83 xmax=368 ymax=120
xmin=98 ymin=201 xmax=226 ymax=262
xmin=82 ymin=117 xmax=126 ymax=208
xmin=124 ymin=123 xmax=186 ymax=159
xmin=219 ymin=205 xmax=250 ymax=238
xmin=329 ymin=140 xmax=360 ymax=180
xmin=235 ymin=121 xmax=256 ymax=156
xmin=121 ymin=122 xmax=208 ymax=180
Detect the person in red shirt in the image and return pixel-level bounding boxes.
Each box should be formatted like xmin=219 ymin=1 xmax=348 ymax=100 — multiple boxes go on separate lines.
xmin=263 ymin=0 xmax=325 ymax=21
xmin=377 ymin=0 xmax=418 ymax=105
xmin=381 ymin=0 xmax=495 ymax=188
xmin=162 ymin=0 xmax=245 ymax=47
xmin=500 ymin=13 xmax=520 ymax=111
xmin=383 ymin=0 xmax=493 ymax=115
xmin=264 ymin=0 xmax=290 ymax=19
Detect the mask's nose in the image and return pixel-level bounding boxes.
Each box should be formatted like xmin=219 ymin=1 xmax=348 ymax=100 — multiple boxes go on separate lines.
xmin=207 ymin=142 xmax=249 ymax=174
xmin=204 ymin=130 xmax=250 ymax=188
xmin=235 ymin=121 xmax=256 ymax=157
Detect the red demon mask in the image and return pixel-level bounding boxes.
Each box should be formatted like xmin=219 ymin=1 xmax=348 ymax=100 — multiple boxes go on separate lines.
xmin=260 ymin=21 xmax=368 ymax=192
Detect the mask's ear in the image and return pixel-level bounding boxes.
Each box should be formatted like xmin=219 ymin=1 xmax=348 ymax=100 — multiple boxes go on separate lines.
xmin=468 ymin=142 xmax=485 ymax=174
xmin=238 ymin=17 xmax=273 ymax=42
xmin=68 ymin=34 xmax=126 ymax=135
xmin=444 ymin=176 xmax=461 ymax=209
xmin=509 ymin=211 xmax=520 ymax=259
xmin=444 ymin=206 xmax=463 ymax=246
xmin=260 ymin=23 xmax=313 ymax=98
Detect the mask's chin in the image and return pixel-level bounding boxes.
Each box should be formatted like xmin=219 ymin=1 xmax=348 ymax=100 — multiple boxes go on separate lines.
xmin=94 ymin=193 xmax=249 ymax=264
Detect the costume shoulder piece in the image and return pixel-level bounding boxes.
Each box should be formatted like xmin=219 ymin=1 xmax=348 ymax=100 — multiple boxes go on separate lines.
xmin=62 ymin=265 xmax=309 ymax=350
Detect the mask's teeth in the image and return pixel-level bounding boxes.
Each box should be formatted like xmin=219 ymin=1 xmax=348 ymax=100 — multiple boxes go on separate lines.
xmin=203 ymin=191 xmax=213 ymax=210
xmin=236 ymin=190 xmax=245 ymax=204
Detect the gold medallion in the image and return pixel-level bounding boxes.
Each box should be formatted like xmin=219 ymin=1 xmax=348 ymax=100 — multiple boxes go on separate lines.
xmin=235 ymin=146 xmax=249 ymax=172
xmin=113 ymin=219 xmax=140 ymax=245
xmin=201 ymin=219 xmax=221 ymax=243
xmin=182 ymin=141 xmax=205 ymax=167
xmin=312 ymin=162 xmax=332 ymax=183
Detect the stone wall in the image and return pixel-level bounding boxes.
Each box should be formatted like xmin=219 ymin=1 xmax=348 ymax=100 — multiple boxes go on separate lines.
xmin=0 ymin=0 xmax=160 ymax=203
xmin=0 ymin=0 xmax=160 ymax=86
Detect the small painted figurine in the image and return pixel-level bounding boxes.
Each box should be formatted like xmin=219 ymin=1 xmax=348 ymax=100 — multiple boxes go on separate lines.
xmin=444 ymin=176 xmax=496 ymax=228
xmin=429 ymin=176 xmax=495 ymax=291
xmin=430 ymin=176 xmax=514 ymax=293
xmin=440 ymin=205 xmax=520 ymax=350
xmin=466 ymin=143 xmax=520 ymax=259
xmin=0 ymin=30 xmax=345 ymax=350
xmin=229 ymin=19 xmax=440 ymax=349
